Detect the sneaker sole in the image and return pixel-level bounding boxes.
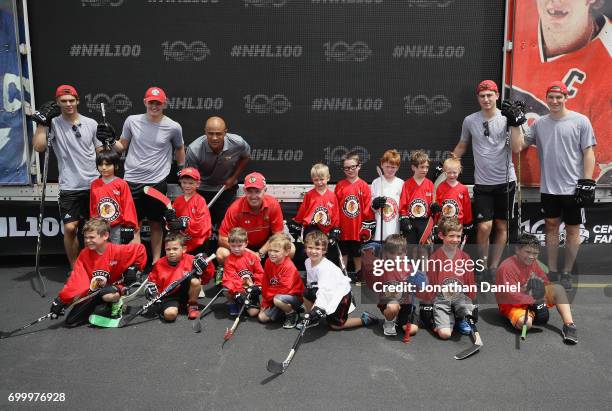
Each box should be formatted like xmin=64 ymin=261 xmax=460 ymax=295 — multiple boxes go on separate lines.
xmin=562 ymin=331 xmax=578 ymax=344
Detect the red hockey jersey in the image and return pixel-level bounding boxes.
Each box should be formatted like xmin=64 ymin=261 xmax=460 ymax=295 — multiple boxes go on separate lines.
xmin=334 ymin=178 xmax=374 ymax=241
xmin=294 ymin=188 xmax=339 ymax=234
xmin=173 ymin=193 xmax=212 ymax=253
xmin=399 ymin=177 xmax=434 ymax=218
xmin=90 ymin=177 xmax=138 ymax=228
xmin=495 ymin=255 xmax=550 ymax=307
xmin=424 ymin=246 xmax=476 ymax=302
xmin=261 ymin=256 xmax=304 ymax=309
xmin=222 ymin=252 xmax=264 ymax=296
xmin=435 ymin=181 xmax=472 ymax=225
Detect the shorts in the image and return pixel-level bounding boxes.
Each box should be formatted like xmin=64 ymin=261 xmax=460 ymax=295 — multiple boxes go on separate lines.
xmin=540 ymin=193 xmax=584 ymax=226
xmin=65 ymin=293 xmax=104 ymax=327
xmin=199 ymin=185 xmax=238 ymax=229
xmin=377 ymin=303 xmax=415 ymax=327
xmin=160 ymin=283 xmax=190 ymax=312
xmin=405 ymin=218 xmax=429 ymax=245
xmin=433 ymin=295 xmax=475 ymax=329
xmin=339 ymin=240 xmax=361 ymax=258
xmin=326 ymin=292 xmax=353 ymax=327
xmin=500 ymin=285 xmax=555 ymax=326
xmin=303 ymin=286 xmax=318 ymax=302
xmin=473 ymin=182 xmax=516 ymax=222
xmin=263 ymin=294 xmax=302 ymax=321
xmin=58 ymin=189 xmax=90 ymax=224
xmin=128 ymin=180 xmax=168 ymax=222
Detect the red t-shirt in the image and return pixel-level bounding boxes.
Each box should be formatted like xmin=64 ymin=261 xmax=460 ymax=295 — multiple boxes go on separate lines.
xmin=435 ymin=181 xmax=472 ymax=225
xmin=294 ymin=188 xmax=339 ymax=234
xmin=148 ymin=254 xmax=196 ymax=297
xmin=399 ymin=177 xmax=434 ymax=218
xmin=90 ymin=177 xmax=138 ymax=228
xmin=58 ymin=243 xmax=147 ymax=304
xmin=222 ymin=252 xmax=264 ymax=296
xmin=335 ymin=178 xmax=374 ymax=241
xmin=495 ymin=255 xmax=549 ymax=308
xmin=424 ymin=246 xmax=476 ymax=301
xmin=219 ymin=195 xmax=284 ymax=249
xmin=261 ymin=256 xmax=304 ymax=309
xmin=173 ymin=193 xmax=212 ymax=253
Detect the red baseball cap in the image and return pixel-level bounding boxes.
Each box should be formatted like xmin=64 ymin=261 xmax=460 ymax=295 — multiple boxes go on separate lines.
xmin=476 ymin=80 xmax=499 ymax=94
xmin=546 ymin=81 xmax=568 ymax=96
xmin=244 ymin=172 xmax=266 ymax=189
xmin=144 ymin=87 xmax=167 ymax=104
xmin=55 ymin=85 xmax=79 ymax=99
xmin=178 ymin=167 xmax=200 ymax=181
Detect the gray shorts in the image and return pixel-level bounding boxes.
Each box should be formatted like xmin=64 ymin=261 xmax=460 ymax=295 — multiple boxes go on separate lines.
xmin=433 ymin=295 xmax=475 ymax=329
xmin=109 ymin=225 xmax=121 ymax=244
xmin=263 ymin=294 xmax=301 ymax=321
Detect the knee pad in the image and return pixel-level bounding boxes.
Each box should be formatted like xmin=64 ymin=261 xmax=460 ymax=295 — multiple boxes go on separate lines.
xmin=530 ymin=302 xmax=549 ymax=325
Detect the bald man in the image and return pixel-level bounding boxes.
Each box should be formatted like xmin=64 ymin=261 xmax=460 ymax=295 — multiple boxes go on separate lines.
xmin=186 ymin=116 xmax=251 ymax=228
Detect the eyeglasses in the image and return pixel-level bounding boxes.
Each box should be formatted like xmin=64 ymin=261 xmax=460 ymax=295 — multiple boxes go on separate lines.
xmin=482 ymin=121 xmax=490 ymax=138
xmin=343 ymin=165 xmax=359 ymax=171
xmin=72 ymin=124 xmax=81 ymax=138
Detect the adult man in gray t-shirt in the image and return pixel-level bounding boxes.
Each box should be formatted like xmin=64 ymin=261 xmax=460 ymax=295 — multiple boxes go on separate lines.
xmin=32 ymin=85 xmax=101 ymax=268
xmin=451 ymin=80 xmax=524 ymax=279
xmin=186 ymin=116 xmax=251 ymax=229
xmin=520 ymin=81 xmax=596 ymax=290
xmin=113 ymin=86 xmax=185 ymax=263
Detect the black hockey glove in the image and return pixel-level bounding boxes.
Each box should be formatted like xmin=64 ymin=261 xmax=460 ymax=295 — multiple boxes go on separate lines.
xmin=96 ymin=123 xmax=118 ymax=148
xmin=307 ymin=306 xmax=327 ymax=322
xmin=463 ymin=222 xmax=474 ymax=239
xmin=246 ymin=285 xmax=262 ymax=299
xmin=430 ymin=202 xmax=442 ymax=215
xmin=32 ymin=101 xmax=61 ymax=127
xmin=501 ymin=99 xmax=527 ymax=127
xmin=50 ymin=298 xmax=67 ymax=319
xmin=432 ymin=160 xmax=444 ymax=181
xmin=575 ymin=179 xmax=596 ymax=207
xmin=98 ymin=285 xmax=119 ymax=298
xmin=120 ymin=227 xmax=135 ymax=244
xmin=287 ymin=220 xmax=302 ymax=240
xmin=399 ymin=216 xmax=412 ymax=237
xmin=193 ymin=253 xmax=209 ymax=277
xmin=234 ymin=292 xmax=246 ymax=306
xmin=144 ymin=283 xmax=159 ymax=301
xmin=359 ymin=220 xmax=376 ymax=243
xmin=163 ymin=209 xmax=186 ymax=232
xmin=419 ymin=303 xmax=434 ymax=330
xmin=525 ymin=276 xmax=546 ymax=300
xmin=122 ymin=265 xmax=139 ymax=287
xmin=528 ymin=302 xmax=549 ymax=325
xmin=328 ymin=227 xmax=341 ymax=246
xmin=371 ymin=196 xmax=387 ymax=211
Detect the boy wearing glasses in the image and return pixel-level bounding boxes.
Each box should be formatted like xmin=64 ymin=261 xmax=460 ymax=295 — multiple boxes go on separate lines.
xmin=449 ymin=80 xmax=524 ymax=281
xmin=33 ymin=85 xmax=102 ymax=268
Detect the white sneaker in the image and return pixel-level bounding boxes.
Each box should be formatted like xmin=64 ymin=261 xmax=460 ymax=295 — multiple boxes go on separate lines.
xmin=383 ymin=319 xmax=397 ymax=336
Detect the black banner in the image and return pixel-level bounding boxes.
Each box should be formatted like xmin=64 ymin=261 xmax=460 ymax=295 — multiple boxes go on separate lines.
xmin=27 ymin=0 xmax=506 ymax=184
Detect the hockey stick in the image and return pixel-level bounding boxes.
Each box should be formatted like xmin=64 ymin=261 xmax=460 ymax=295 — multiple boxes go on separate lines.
xmin=33 ymin=131 xmax=50 ymax=297
xmin=222 ymin=286 xmax=260 ymax=346
xmin=88 ymin=279 xmax=150 ymax=328
xmin=192 ymin=287 xmax=227 ymax=333
xmin=520 ymin=273 xmax=536 ymax=340
xmin=267 ymin=317 xmax=310 ymax=374
xmin=119 ymin=254 xmax=216 ymax=327
xmin=144 ymin=186 xmax=172 ymax=210
xmin=207 ymin=185 xmax=227 ymax=209
xmin=454 ymin=315 xmax=483 ymax=360
xmin=0 ymin=287 xmax=108 ymax=339
xmin=375 ymin=166 xmax=384 ymax=243
xmin=422 ymin=171 xmax=447 ymax=245
xmin=100 ymin=103 xmax=111 ymax=151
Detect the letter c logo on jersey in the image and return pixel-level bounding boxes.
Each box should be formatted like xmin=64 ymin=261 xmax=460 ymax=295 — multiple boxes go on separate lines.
xmin=90 ymin=270 xmax=110 ymax=291
xmin=441 ymin=199 xmax=459 ymax=218
xmin=342 ymin=195 xmax=360 ymax=219
xmin=409 ymin=199 xmax=427 ymax=218
xmin=311 ymin=206 xmax=331 ymax=227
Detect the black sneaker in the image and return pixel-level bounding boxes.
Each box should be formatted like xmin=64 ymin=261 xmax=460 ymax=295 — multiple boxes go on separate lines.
xmin=560 ymin=272 xmax=573 ymax=290
xmin=548 ymin=271 xmax=559 ymax=282
xmin=360 ymin=311 xmax=380 ymax=326
xmin=296 ymin=317 xmax=320 ymax=330
xmin=283 ymin=311 xmax=298 ymax=329
xmin=562 ymin=323 xmax=578 ymax=344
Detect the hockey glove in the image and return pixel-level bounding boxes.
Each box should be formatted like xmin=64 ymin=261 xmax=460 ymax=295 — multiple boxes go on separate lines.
xmin=371 ymin=196 xmax=387 ymax=211
xmin=399 ymin=216 xmax=412 ymax=237
xmin=287 ymin=220 xmax=302 ymax=240
xmin=120 ymin=227 xmax=135 ymax=244
xmin=164 ymin=209 xmax=186 ymax=232
xmin=98 ymin=285 xmax=119 ymax=298
xmin=144 ymin=283 xmax=159 ymax=301
xmin=307 ymin=306 xmax=327 ymax=322
xmin=463 ymin=222 xmax=475 ymax=239
xmin=247 ymin=285 xmax=262 ymax=299
xmin=96 ymin=123 xmax=118 ymax=148
xmin=419 ymin=303 xmax=434 ymax=330
xmin=575 ymin=179 xmax=596 ymax=207
xmin=328 ymin=227 xmax=341 ymax=246
xmin=193 ymin=253 xmax=209 ymax=277
xmin=122 ymin=265 xmax=139 ymax=287
xmin=430 ymin=202 xmax=442 ymax=215
xmin=526 ymin=276 xmax=546 ymax=300
xmin=50 ymin=298 xmax=67 ymax=319
xmin=32 ymin=101 xmax=61 ymax=127
xmin=527 ymin=302 xmax=549 ymax=325
xmin=432 ymin=160 xmax=444 ymax=181
xmin=234 ymin=292 xmax=246 ymax=306
xmin=359 ymin=220 xmax=376 ymax=242
xmin=501 ymin=99 xmax=527 ymax=127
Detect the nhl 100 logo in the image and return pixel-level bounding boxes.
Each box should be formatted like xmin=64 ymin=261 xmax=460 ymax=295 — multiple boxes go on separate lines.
xmin=243 ymin=0 xmax=287 ymax=6
xmin=243 ymin=94 xmax=291 ymax=114
xmin=81 ymin=0 xmax=124 ymax=6
xmin=162 ymin=41 xmax=210 ymax=62
xmin=85 ymin=93 xmax=133 ymax=114
xmin=404 ymin=94 xmax=451 ymax=115
xmin=324 ymin=146 xmax=371 ymax=167
xmin=324 ymin=41 xmax=371 ymax=62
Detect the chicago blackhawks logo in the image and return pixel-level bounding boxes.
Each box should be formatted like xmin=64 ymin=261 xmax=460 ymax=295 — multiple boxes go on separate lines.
xmin=342 ymin=195 xmax=360 ymax=218
xmin=441 ymin=199 xmax=459 ymax=218
xmin=382 ymin=198 xmax=399 ymax=223
xmin=89 ymin=270 xmax=110 ymax=291
xmin=269 ymin=277 xmax=279 ymax=285
xmin=409 ymin=199 xmax=427 ymax=218
xmin=441 ymin=277 xmax=463 ymax=300
xmin=311 ymin=206 xmax=331 ymax=226
xmin=238 ymin=269 xmax=253 ymax=279
xmin=97 ymin=197 xmax=120 ymax=223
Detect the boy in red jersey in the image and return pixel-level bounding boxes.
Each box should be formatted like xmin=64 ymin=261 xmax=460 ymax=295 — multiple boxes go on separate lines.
xmin=288 ymin=163 xmax=341 ymax=244
xmin=421 ymin=218 xmax=478 ymax=339
xmin=399 ymin=150 xmax=435 ymax=246
xmin=258 ymin=233 xmax=305 ymax=329
xmin=334 ymin=151 xmax=374 ymax=281
xmin=495 ymin=233 xmax=577 ymax=344
xmin=49 ymin=218 xmax=147 ymax=327
xmin=173 ymin=167 xmax=212 ymax=255
xmin=146 ymin=233 xmax=211 ymax=322
xmin=89 ymin=150 xmax=138 ymax=244
xmin=222 ymin=227 xmax=264 ymax=317
xmin=435 ymin=155 xmax=474 ymax=242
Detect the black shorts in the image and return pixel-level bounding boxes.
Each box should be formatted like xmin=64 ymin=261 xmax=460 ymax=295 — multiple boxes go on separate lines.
xmin=326 ymin=292 xmax=352 ymax=327
xmin=65 ymin=294 xmax=104 ymax=327
xmin=128 ymin=180 xmax=168 ymax=222
xmin=303 ymin=286 xmax=318 ymax=302
xmin=541 ymin=193 xmax=584 ymax=226
xmin=339 ymin=240 xmax=361 ymax=257
xmin=199 ymin=185 xmax=238 ymax=229
xmin=160 ymin=283 xmax=189 ymax=312
xmin=58 ymin=189 xmax=90 ymax=224
xmin=405 ymin=218 xmax=428 ymax=245
xmin=473 ymin=182 xmax=516 ymax=223
xmin=376 ymin=303 xmax=414 ymax=326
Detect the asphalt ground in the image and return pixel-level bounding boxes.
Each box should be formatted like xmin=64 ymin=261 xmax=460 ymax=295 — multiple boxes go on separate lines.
xmin=1 ymin=264 xmax=611 ymax=411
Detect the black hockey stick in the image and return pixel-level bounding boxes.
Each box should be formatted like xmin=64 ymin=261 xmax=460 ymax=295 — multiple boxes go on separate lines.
xmin=375 ymin=166 xmax=384 ymax=244
xmin=222 ymin=286 xmax=260 ymax=347
xmin=454 ymin=315 xmax=483 ymax=360
xmin=100 ymin=103 xmax=112 ymax=151
xmin=267 ymin=317 xmax=311 ymax=374
xmin=33 ymin=130 xmax=50 ymax=297
xmin=192 ymin=287 xmax=227 ymax=333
